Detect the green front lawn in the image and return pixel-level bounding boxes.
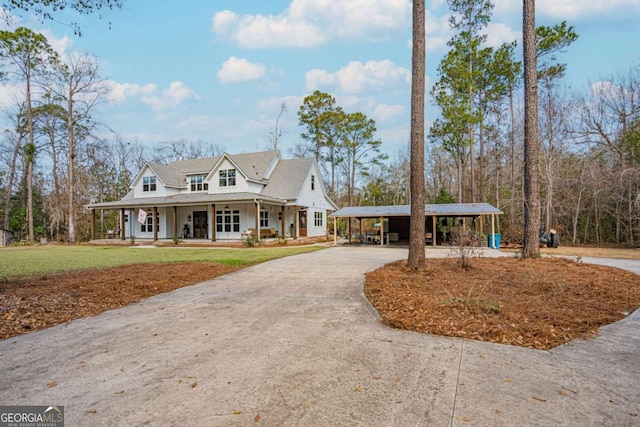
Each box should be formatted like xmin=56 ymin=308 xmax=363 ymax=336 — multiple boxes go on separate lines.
xmin=0 ymin=245 xmax=322 ymax=279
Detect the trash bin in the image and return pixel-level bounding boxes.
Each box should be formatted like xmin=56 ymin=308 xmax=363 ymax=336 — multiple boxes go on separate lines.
xmin=488 ymin=233 xmax=501 ymax=249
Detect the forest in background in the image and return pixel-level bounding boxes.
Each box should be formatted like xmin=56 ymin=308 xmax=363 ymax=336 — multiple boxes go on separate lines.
xmin=1 ymin=0 xmax=639 ymax=246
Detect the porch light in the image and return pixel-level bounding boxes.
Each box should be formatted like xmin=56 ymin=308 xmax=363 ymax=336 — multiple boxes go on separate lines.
xmin=187 ymin=215 xmax=191 ymax=222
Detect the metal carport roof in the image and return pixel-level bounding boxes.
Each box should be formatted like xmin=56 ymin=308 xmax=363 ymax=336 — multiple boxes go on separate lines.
xmin=330 ymin=203 xmax=502 ymax=218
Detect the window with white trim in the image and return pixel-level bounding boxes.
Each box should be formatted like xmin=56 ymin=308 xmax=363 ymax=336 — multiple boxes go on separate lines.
xmin=141 ymin=212 xmax=157 ymax=232
xmin=314 ymin=212 xmax=323 ymax=227
xmin=143 ymin=176 xmax=156 ymax=192
xmin=260 ymin=211 xmax=269 ymax=227
xmin=216 ymin=210 xmax=240 ymax=233
xmin=219 ymin=169 xmax=236 ymax=187
xmin=311 ymin=175 xmax=315 ymax=190
xmin=189 ymin=175 xmax=208 ymax=192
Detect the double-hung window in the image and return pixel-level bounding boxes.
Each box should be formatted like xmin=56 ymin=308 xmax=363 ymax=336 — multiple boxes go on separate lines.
xmin=143 ymin=176 xmax=156 ymax=192
xmin=190 ymin=175 xmax=208 ymax=192
xmin=260 ymin=211 xmax=269 ymax=227
xmin=216 ymin=210 xmax=240 ymax=233
xmin=314 ymin=212 xmax=323 ymax=227
xmin=219 ymin=169 xmax=236 ymax=187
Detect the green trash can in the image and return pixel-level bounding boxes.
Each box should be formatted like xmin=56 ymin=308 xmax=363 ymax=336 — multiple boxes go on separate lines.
xmin=488 ymin=234 xmax=501 ymax=249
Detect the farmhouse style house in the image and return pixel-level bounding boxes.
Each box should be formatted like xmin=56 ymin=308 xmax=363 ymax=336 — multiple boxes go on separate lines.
xmin=87 ymin=150 xmax=338 ymax=241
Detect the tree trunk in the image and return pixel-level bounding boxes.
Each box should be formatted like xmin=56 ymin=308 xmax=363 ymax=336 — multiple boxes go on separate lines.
xmin=67 ymin=90 xmax=76 ymax=243
xmin=3 ymin=135 xmax=22 ymax=231
xmin=522 ymin=0 xmax=541 ymax=258
xmin=26 ymin=74 xmax=35 ymax=242
xmin=408 ymin=0 xmax=426 ymax=268
xmin=509 ymin=86 xmax=517 ymax=236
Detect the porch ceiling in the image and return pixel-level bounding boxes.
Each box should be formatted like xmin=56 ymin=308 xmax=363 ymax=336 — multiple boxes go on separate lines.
xmin=87 ymin=192 xmax=287 ymax=210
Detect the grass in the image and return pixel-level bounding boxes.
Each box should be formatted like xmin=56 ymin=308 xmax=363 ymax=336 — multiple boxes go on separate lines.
xmin=0 ymin=245 xmax=322 ymax=279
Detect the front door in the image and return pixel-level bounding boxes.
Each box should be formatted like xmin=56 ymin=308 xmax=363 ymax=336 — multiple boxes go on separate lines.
xmin=299 ymin=211 xmax=307 ymax=237
xmin=193 ymin=211 xmax=208 ymax=239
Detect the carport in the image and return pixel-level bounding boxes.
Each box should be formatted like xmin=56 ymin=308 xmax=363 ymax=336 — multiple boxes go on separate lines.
xmin=330 ymin=203 xmax=503 ymax=247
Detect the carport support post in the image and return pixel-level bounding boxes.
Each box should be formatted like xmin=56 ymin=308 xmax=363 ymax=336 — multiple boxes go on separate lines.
xmin=491 ymin=213 xmax=496 ymax=249
xmin=432 ymin=215 xmax=437 ymax=247
xmin=91 ymin=209 xmax=96 ymax=240
xmin=120 ymin=208 xmax=126 ymax=240
xmin=380 ymin=216 xmax=384 ymax=246
xmin=333 ymin=216 xmax=337 ymax=246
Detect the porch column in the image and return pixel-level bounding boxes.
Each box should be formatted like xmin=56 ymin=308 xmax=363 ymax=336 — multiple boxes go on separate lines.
xmin=173 ymin=206 xmax=178 ymax=240
xmin=280 ymin=205 xmax=285 ymax=238
xmin=432 ymin=215 xmax=437 ymax=247
xmin=153 ymin=207 xmax=158 ymax=241
xmin=211 ymin=204 xmax=216 ymax=242
xmin=91 ymin=209 xmax=96 ymax=240
xmin=254 ymin=201 xmax=260 ymax=241
xmin=333 ymin=216 xmax=337 ymax=246
xmin=380 ymin=216 xmax=384 ymax=246
xmin=120 ymin=209 xmax=126 ymax=240
xmin=293 ymin=206 xmax=298 ymax=239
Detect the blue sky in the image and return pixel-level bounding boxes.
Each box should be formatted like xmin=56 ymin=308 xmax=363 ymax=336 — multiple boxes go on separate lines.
xmin=3 ymin=0 xmax=640 ymax=157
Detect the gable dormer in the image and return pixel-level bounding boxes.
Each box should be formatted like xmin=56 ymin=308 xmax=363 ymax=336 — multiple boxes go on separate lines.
xmin=206 ymin=153 xmax=251 ymax=193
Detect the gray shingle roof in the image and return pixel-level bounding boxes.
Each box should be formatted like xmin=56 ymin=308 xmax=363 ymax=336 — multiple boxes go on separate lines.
xmin=144 ymin=151 xmax=278 ymax=188
xmin=260 ymin=157 xmax=315 ymax=200
xmin=228 ymin=151 xmax=277 ymax=181
xmin=331 ymin=203 xmax=503 ymax=218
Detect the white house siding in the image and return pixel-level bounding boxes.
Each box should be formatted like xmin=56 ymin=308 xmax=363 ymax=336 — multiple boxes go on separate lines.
xmin=132 ymin=165 xmax=181 ymax=198
xmin=292 ymin=165 xmax=334 ymax=237
xmin=248 ymin=181 xmax=265 ymax=193
xmin=209 ymin=158 xmax=250 ymax=194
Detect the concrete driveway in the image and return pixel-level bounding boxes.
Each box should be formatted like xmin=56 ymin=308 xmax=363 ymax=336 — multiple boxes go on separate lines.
xmin=1 ymin=247 xmax=639 ymax=426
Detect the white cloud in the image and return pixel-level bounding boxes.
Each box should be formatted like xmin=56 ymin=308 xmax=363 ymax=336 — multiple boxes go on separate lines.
xmin=38 ymin=29 xmax=72 ymax=56
xmin=0 ymin=83 xmax=23 ymax=109
xmin=105 ymin=81 xmax=157 ymax=104
xmin=590 ymin=80 xmax=614 ymax=97
xmin=483 ymin=22 xmax=521 ymax=47
xmin=305 ymin=60 xmax=411 ymax=94
xmin=407 ymin=9 xmax=452 ymax=52
xmin=217 ymin=56 xmax=267 ymax=84
xmin=176 ymin=114 xmax=214 ymax=130
xmin=538 ymin=0 xmax=640 ymax=18
xmin=212 ymin=0 xmax=411 ymax=48
xmin=141 ymin=81 xmax=200 ymax=111
xmin=257 ymin=95 xmax=301 ymax=113
xmin=373 ymin=104 xmax=405 ymax=122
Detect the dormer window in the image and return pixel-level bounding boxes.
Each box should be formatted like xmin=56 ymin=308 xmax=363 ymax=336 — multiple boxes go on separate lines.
xmin=219 ymin=169 xmax=236 ymax=187
xmin=190 ymin=175 xmax=208 ymax=192
xmin=143 ymin=176 xmax=156 ymax=192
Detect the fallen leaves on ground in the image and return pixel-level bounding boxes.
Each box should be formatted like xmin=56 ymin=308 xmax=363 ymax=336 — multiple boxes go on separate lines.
xmin=364 ymin=257 xmax=640 ymax=350
xmin=0 ymin=262 xmax=240 ymax=340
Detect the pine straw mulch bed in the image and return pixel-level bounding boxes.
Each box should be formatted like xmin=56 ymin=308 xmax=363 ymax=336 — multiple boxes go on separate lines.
xmin=0 ymin=262 xmax=240 ymax=340
xmin=364 ymin=257 xmax=640 ymax=350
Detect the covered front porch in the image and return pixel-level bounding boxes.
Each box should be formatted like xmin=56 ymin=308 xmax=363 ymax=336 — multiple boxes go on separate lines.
xmin=87 ymin=193 xmax=313 ymax=242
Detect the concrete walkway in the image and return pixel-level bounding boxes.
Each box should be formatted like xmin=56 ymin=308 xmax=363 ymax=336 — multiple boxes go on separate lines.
xmin=1 ymin=247 xmax=639 ymax=426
